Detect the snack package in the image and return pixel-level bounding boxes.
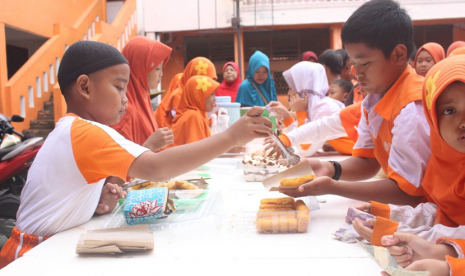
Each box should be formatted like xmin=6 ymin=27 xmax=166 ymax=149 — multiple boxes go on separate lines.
xmin=124 ymin=187 xmax=175 ymax=225
xmin=256 ymin=197 xmax=310 ymax=234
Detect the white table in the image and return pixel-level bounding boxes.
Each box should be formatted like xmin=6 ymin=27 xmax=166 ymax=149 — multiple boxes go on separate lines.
xmin=0 ymin=155 xmax=382 ymax=276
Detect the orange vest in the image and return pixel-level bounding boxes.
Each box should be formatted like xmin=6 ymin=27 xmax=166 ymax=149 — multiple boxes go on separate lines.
xmin=355 ymin=66 xmax=425 ymax=196
xmin=339 ymin=101 xmax=362 ymax=143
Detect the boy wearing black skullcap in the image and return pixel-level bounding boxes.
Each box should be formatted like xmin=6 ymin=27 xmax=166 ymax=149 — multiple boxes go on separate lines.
xmin=0 ymin=41 xmax=272 ymax=268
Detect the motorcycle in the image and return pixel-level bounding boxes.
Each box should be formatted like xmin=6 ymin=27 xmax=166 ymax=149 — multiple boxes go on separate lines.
xmin=0 ymin=114 xmax=43 ymax=242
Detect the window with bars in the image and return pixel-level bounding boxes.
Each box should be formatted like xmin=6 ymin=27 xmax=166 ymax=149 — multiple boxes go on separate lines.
xmin=184 ymin=35 xmax=235 ymax=65
xmin=273 ymin=71 xmax=288 ymax=95
xmin=413 ymin=24 xmax=453 ymax=53
xmin=244 ymin=28 xmax=330 ymax=61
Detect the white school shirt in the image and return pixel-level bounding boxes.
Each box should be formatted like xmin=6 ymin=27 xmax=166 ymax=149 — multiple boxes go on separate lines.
xmin=16 ymin=114 xmax=149 ymax=237
xmin=354 ymin=94 xmax=430 ymax=193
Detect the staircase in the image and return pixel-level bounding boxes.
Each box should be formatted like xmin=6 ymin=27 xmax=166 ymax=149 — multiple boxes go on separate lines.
xmin=22 ymin=93 xmax=55 ymax=139
xmin=0 ymin=0 xmax=138 ymax=134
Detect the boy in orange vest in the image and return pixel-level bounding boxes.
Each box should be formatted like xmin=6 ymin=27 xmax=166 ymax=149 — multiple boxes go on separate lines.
xmin=281 ymin=0 xmax=429 ymax=205
xmin=0 ymin=41 xmax=272 ymax=269
xmin=350 ymin=54 xmax=465 ymax=266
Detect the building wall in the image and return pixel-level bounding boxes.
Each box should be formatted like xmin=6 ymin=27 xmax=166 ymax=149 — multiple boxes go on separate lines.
xmin=144 ymin=0 xmax=465 ymax=33
xmin=0 ymin=0 xmax=98 ymax=38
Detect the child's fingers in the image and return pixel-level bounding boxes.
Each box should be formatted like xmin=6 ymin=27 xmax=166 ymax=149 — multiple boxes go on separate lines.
xmin=251 ymin=122 xmax=273 ymax=135
xmin=396 ymin=260 xmax=411 ymax=268
xmin=391 ymin=232 xmax=416 ymax=245
xmin=352 ymin=218 xmax=373 ymax=241
xmin=393 ymin=251 xmax=413 ymax=268
xmin=366 ymin=218 xmax=376 ymax=228
xmin=250 ymin=115 xmax=272 ymax=128
xmin=245 ymin=106 xmax=265 ymax=117
xmin=387 ymin=244 xmax=410 ymax=257
xmin=381 ymin=235 xmax=399 ymax=246
xmin=355 ymin=202 xmax=371 ymax=212
xmin=104 ymin=183 xmax=117 ymax=194
xmin=95 ymin=203 xmax=110 ymax=215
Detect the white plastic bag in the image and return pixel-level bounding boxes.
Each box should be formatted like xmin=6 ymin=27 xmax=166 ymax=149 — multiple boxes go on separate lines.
xmin=216 ymin=108 xmax=229 ymax=133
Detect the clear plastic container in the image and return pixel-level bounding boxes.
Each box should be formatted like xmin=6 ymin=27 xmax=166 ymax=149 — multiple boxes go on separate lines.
xmin=194 ymin=158 xmax=240 ymax=176
xmin=103 ymin=189 xmax=216 ymax=231
xmin=210 ymin=190 xmax=319 ymax=234
xmin=242 ymin=159 xmax=290 ymax=182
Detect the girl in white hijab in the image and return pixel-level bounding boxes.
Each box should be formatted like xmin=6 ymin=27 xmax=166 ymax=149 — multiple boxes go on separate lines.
xmin=267 ymin=61 xmax=354 ymax=156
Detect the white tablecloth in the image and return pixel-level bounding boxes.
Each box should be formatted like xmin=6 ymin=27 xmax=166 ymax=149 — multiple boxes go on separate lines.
xmin=0 ymin=155 xmax=382 ymax=276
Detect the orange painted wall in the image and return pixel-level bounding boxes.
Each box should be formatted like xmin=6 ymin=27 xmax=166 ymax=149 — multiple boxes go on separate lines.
xmin=1 ymin=0 xmax=137 ymax=132
xmin=0 ymin=0 xmax=97 ymax=38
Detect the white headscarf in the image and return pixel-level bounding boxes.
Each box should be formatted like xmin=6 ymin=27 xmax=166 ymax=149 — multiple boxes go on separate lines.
xmin=283 ymin=61 xmax=344 ymax=156
xmin=283 ymin=61 xmax=344 ymax=122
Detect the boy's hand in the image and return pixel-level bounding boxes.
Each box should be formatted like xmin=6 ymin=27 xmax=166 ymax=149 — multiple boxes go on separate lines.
xmin=267 ymin=101 xmax=291 ymax=119
xmin=95 ymin=183 xmax=126 ymax=215
xmin=289 ymin=94 xmax=308 ymax=112
xmin=355 ymin=202 xmax=372 ymax=213
xmin=381 ymin=259 xmax=450 ymax=276
xmin=352 ymin=218 xmax=376 ymax=242
xmin=279 ymin=176 xmax=336 ymax=197
xmin=263 ymin=136 xmax=282 ymax=159
xmin=226 ymin=106 xmax=273 ymax=145
xmin=381 ymin=232 xmax=457 ymax=268
xmin=143 ymin=127 xmax=174 ymax=151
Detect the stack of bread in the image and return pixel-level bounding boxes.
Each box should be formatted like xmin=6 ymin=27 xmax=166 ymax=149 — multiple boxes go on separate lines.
xmin=256 ymin=197 xmax=310 ymax=233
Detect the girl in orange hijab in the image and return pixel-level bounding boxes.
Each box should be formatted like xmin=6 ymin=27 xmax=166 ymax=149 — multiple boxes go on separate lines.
xmin=111 ymin=36 xmax=173 ymax=150
xmin=449 ymin=47 xmax=465 ymax=57
xmin=414 ymin=42 xmax=445 ymax=77
xmin=170 ymin=76 xmax=219 ymax=147
xmin=352 ymin=55 xmax=465 ymax=250
xmin=161 ymin=57 xmax=217 ymax=129
xmin=155 ymin=72 xmax=182 ymax=127
xmin=447 ymin=41 xmax=465 ymax=57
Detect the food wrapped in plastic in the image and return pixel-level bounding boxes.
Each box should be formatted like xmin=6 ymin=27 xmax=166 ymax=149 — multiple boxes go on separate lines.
xmin=124 ymin=187 xmax=175 ymax=225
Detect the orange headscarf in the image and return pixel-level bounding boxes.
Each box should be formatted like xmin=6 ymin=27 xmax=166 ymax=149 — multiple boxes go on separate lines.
xmin=162 ymin=57 xmax=217 ymax=128
xmin=170 ymin=76 xmax=219 ymax=147
xmin=449 ymin=47 xmax=465 ymax=57
xmin=155 ymin=72 xmax=182 ymax=127
xmin=414 ymin=42 xmax=445 ymax=68
xmin=111 ymin=36 xmax=172 ymax=145
xmin=447 ymin=41 xmax=465 ymax=57
xmin=421 ymin=54 xmax=465 ymax=227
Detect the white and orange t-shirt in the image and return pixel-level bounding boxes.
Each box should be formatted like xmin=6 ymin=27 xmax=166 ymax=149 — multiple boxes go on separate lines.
xmin=353 ymin=66 xmax=430 ymax=196
xmin=16 ymin=114 xmax=149 ymax=237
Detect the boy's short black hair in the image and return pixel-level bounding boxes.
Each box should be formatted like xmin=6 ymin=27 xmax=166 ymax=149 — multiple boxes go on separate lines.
xmin=410 ymin=47 xmax=418 ymax=60
xmin=319 ymin=49 xmax=343 ymax=75
xmin=332 ymin=79 xmax=354 ymax=94
xmin=341 ymin=0 xmax=414 ymax=59
xmin=336 ymin=49 xmax=350 ymax=68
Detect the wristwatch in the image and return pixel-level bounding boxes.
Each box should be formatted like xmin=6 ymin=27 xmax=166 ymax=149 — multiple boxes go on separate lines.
xmin=329 ymin=161 xmax=342 ymax=181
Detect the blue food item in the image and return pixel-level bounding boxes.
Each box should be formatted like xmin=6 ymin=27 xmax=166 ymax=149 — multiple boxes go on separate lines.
xmin=124 ymin=187 xmax=174 ymax=225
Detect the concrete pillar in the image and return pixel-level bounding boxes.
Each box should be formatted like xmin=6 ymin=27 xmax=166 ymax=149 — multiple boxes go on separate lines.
xmin=330 ymin=24 xmax=343 ymax=50
xmin=234 ymin=32 xmax=245 ymax=79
